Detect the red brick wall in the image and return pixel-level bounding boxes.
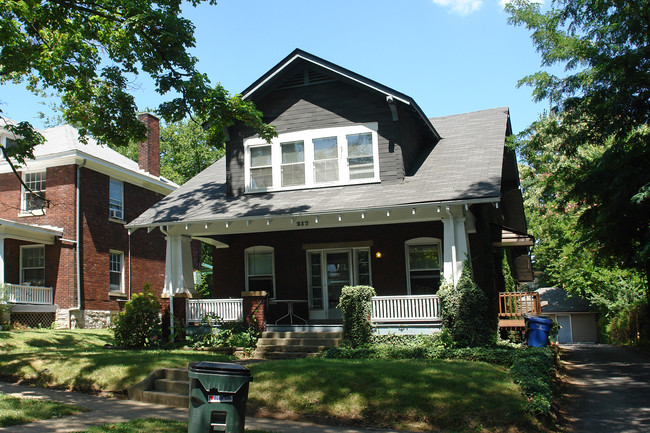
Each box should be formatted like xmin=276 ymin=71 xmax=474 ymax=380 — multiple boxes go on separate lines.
xmin=211 ymin=221 xmax=445 ymax=300
xmin=79 ymin=167 xmax=167 ymax=311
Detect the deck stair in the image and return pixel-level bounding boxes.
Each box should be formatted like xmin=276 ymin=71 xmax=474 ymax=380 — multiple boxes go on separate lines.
xmin=254 ymin=331 xmax=343 ymax=359
xmin=128 ymin=367 xmax=189 ymax=408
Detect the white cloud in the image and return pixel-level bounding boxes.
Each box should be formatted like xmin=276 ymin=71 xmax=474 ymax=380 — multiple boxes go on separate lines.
xmin=432 ymin=0 xmax=483 ymax=16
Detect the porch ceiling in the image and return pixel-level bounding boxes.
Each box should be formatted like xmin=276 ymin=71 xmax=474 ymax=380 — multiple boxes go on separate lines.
xmin=0 ymin=218 xmax=64 ymax=244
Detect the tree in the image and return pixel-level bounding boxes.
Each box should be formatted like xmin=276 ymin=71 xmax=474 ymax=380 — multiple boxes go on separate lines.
xmin=507 ymin=1 xmax=650 ymax=305
xmin=515 ymin=114 xmax=646 ymax=342
xmin=0 ymin=0 xmax=275 ymax=165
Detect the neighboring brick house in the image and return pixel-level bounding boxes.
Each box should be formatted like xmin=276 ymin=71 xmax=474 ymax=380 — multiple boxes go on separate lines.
xmin=128 ymin=50 xmax=533 ymax=330
xmin=0 ymin=114 xmax=177 ymax=328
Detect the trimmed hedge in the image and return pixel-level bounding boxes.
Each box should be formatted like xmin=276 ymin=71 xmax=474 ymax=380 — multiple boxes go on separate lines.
xmin=338 ymin=285 xmax=376 ymax=347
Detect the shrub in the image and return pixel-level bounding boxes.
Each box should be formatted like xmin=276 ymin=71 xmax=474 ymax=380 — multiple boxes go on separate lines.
xmin=438 ymin=260 xmax=495 ymax=347
xmin=113 ymin=287 xmax=162 ymax=348
xmin=190 ymin=315 xmax=259 ymax=349
xmin=338 ymin=285 xmax=376 ymax=347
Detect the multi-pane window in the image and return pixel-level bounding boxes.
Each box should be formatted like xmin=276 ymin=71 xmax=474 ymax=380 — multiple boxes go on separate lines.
xmin=245 ymin=246 xmax=275 ymax=298
xmin=245 ymin=124 xmax=379 ymax=192
xmin=109 ymin=179 xmax=124 ymax=220
xmin=250 ymin=145 xmax=273 ymax=190
xmin=281 ymin=141 xmax=305 ymax=187
xmin=22 ymin=171 xmax=46 ymax=212
xmin=406 ymin=239 xmax=442 ymax=295
xmin=109 ymin=251 xmax=124 ymax=292
xmin=20 ymin=245 xmax=45 ymax=286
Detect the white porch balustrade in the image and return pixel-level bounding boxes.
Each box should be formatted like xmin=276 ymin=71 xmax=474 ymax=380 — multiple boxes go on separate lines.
xmin=5 ymin=284 xmax=54 ymax=305
xmin=371 ymin=294 xmax=440 ymax=323
xmin=186 ymin=298 xmax=244 ymax=323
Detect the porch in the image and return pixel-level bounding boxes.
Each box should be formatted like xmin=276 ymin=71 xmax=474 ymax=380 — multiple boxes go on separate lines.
xmin=2 ymin=283 xmax=57 ymax=327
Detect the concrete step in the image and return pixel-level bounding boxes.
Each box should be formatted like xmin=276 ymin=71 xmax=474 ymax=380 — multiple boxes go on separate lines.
xmin=164 ymin=368 xmax=189 ymax=381
xmin=257 ymin=337 xmax=341 ymax=347
xmin=261 ymin=331 xmax=342 ymax=339
xmin=255 ymin=344 xmax=333 ymax=353
xmin=141 ymin=389 xmax=189 ymax=408
xmin=154 ymin=378 xmax=189 ymax=395
xmin=260 ymin=351 xmax=321 ymax=359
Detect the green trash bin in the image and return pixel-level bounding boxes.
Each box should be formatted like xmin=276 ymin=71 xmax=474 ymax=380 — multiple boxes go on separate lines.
xmin=188 ymin=361 xmax=253 ymax=433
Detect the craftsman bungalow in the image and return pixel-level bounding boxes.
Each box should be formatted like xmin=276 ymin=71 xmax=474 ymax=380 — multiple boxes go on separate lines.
xmin=127 ymin=49 xmax=533 ymax=330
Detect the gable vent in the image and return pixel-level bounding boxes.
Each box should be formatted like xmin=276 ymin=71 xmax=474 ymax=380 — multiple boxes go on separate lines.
xmin=278 ymin=68 xmax=334 ymax=90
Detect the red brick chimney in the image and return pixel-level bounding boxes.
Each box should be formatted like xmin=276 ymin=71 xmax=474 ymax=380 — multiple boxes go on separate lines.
xmin=137 ymin=113 xmax=160 ymax=177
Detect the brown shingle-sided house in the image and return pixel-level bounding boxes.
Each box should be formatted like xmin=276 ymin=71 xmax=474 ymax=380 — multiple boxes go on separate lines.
xmin=127 ymin=50 xmax=533 ymax=331
xmin=1 ymin=114 xmax=176 ymax=328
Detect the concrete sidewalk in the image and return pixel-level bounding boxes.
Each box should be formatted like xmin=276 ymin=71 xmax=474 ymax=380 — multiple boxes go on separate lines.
xmin=0 ymin=382 xmax=401 ymax=433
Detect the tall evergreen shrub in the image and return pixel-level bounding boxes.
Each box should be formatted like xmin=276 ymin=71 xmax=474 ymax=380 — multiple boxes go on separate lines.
xmin=338 ymin=285 xmax=376 ymax=347
xmin=438 ymin=260 xmax=494 ymax=347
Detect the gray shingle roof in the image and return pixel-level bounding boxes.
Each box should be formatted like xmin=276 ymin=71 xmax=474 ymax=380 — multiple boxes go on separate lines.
xmin=537 ymin=287 xmax=596 ymax=313
xmin=127 ymin=107 xmax=509 ymax=228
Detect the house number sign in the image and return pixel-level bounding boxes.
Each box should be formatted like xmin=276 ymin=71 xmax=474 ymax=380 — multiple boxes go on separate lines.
xmin=296 ymin=220 xmax=309 ymax=227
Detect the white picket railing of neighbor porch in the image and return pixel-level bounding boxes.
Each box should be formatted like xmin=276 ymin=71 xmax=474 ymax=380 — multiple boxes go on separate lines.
xmin=5 ymin=284 xmax=54 ymax=305
xmin=371 ymin=295 xmax=440 ymax=323
xmin=186 ymin=298 xmax=243 ymax=323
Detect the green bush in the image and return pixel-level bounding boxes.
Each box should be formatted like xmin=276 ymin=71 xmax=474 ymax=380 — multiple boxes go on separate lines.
xmin=338 ymin=285 xmax=376 ymax=347
xmin=190 ymin=314 xmax=259 ymax=349
xmin=113 ymin=287 xmax=162 ymax=348
xmin=438 ymin=260 xmax=495 ymax=347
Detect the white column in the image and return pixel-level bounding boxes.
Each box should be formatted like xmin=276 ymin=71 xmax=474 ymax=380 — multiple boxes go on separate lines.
xmin=442 ymin=206 xmax=471 ymax=286
xmin=0 ymin=235 xmax=5 ymax=287
xmin=164 ymin=235 xmax=197 ymax=296
xmin=454 ymin=217 xmax=469 ymax=279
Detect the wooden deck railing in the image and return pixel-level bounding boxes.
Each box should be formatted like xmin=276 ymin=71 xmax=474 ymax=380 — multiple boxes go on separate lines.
xmin=498 ymin=291 xmax=541 ymax=328
xmin=371 ymin=295 xmax=440 ymax=323
xmin=186 ymin=298 xmax=243 ymax=323
xmin=5 ymin=284 xmax=54 ymax=305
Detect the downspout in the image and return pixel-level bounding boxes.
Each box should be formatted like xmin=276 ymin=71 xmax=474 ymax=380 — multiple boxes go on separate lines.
xmin=127 ymin=229 xmax=132 ymax=300
xmin=76 ymin=160 xmax=86 ymax=310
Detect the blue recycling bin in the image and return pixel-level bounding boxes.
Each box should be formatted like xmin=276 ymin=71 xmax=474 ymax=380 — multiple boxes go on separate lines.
xmin=526 ymin=316 xmax=553 ymax=347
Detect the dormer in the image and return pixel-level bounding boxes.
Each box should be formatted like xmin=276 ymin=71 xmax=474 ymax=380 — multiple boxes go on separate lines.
xmin=225 ymin=49 xmax=440 ymax=197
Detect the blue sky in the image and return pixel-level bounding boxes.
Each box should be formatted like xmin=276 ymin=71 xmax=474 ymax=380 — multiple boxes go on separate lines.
xmin=0 ymin=0 xmax=551 ymax=134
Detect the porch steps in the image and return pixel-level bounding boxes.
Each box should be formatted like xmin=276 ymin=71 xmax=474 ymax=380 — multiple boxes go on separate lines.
xmin=128 ymin=367 xmax=189 ymax=408
xmin=254 ymin=331 xmax=343 ymax=359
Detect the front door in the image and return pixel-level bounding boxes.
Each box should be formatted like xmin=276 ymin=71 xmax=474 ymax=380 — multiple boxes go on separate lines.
xmin=325 ymin=251 xmax=351 ymax=320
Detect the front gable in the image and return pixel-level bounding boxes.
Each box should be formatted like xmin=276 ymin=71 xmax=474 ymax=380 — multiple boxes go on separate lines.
xmin=226 ymin=50 xmax=439 ymax=197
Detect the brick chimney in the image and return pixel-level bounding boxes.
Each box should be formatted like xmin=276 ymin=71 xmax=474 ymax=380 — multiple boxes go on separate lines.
xmin=137 ymin=113 xmax=160 ymax=177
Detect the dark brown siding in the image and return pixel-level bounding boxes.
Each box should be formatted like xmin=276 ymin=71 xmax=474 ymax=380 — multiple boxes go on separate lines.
xmin=227 ymin=80 xmax=424 ymax=197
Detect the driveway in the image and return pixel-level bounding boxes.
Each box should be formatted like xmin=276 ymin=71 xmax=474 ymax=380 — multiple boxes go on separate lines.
xmin=561 ymin=344 xmax=650 ymax=432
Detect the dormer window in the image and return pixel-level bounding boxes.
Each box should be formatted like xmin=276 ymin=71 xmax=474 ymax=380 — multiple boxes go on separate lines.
xmin=245 ymin=123 xmax=379 ymax=193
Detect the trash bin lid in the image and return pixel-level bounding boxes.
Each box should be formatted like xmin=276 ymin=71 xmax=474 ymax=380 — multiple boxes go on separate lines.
xmin=190 ymin=361 xmax=252 ymax=377
xmin=527 ymin=315 xmax=553 ymax=324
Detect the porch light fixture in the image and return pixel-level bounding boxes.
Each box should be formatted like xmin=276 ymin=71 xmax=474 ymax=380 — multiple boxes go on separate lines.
xmin=436 ymin=206 xmax=441 ymax=213
xmin=185 ymin=224 xmax=188 ymax=230
xmin=375 ymin=251 xmax=382 ymax=259
xmin=338 ymin=214 xmax=342 ymax=221
xmin=315 ymin=216 xmax=319 ymax=223
xmin=246 ymin=220 xmax=251 ymax=227
xmin=386 ymin=210 xmax=390 ymax=217
xmin=412 ymin=208 xmax=416 ymax=215
xmin=225 ymin=221 xmax=230 ymax=228
xmin=204 ymin=223 xmax=209 ymax=229
xmin=266 ymin=219 xmax=271 ymax=226
xmin=361 ymin=212 xmax=365 ymax=219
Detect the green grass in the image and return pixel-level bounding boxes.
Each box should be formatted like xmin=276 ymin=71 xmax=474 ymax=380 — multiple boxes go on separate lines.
xmin=72 ymin=418 xmax=269 ymax=433
xmin=0 ymin=329 xmax=231 ymax=393
xmin=247 ymin=358 xmax=539 ymax=432
xmin=0 ymin=393 xmax=87 ymax=427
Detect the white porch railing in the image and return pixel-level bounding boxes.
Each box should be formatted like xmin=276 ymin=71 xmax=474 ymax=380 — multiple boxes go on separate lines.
xmin=186 ymin=298 xmax=243 ymax=323
xmin=5 ymin=284 xmax=54 ymax=305
xmin=371 ymin=294 xmax=440 ymax=323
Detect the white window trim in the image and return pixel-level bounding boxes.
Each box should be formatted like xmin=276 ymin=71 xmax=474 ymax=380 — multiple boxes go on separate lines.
xmin=109 ymin=178 xmax=124 ymax=222
xmin=20 ymin=170 xmax=47 ymax=216
xmin=244 ymin=123 xmax=380 ymax=193
xmin=20 ymin=244 xmax=46 ymax=286
xmin=109 ymin=250 xmax=125 ymax=293
xmin=244 ymin=245 xmax=276 ymax=298
xmin=305 ymin=247 xmax=372 ymax=311
xmin=405 ymin=237 xmax=442 ymax=295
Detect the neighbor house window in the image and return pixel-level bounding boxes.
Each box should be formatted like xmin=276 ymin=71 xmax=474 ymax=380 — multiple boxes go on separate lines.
xmin=405 ymin=238 xmax=442 ymax=295
xmin=22 ymin=171 xmax=47 ymax=213
xmin=245 ymin=246 xmax=275 ymax=298
xmin=20 ymin=245 xmax=45 ymax=286
xmin=109 ymin=251 xmax=124 ymax=292
xmin=244 ymin=123 xmax=379 ymax=192
xmin=109 ymin=178 xmax=124 ymax=220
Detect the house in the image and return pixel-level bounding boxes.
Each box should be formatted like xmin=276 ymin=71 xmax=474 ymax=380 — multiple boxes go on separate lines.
xmin=126 ymin=50 xmax=533 ymax=331
xmin=537 ymin=287 xmax=598 ymax=343
xmin=0 ymin=114 xmax=177 ymax=328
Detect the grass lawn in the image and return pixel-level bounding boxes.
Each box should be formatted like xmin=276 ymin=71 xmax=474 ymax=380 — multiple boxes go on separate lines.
xmin=0 ymin=329 xmax=543 ymax=432
xmin=0 ymin=393 xmax=87 ymax=427
xmin=73 ymin=418 xmax=269 ymax=433
xmin=0 ymin=329 xmax=231 ymax=393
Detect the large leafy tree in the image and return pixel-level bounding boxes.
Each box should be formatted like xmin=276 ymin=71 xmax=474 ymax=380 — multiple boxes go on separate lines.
xmin=0 ymin=0 xmax=274 ymax=165
xmin=507 ymin=1 xmax=650 ymax=300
